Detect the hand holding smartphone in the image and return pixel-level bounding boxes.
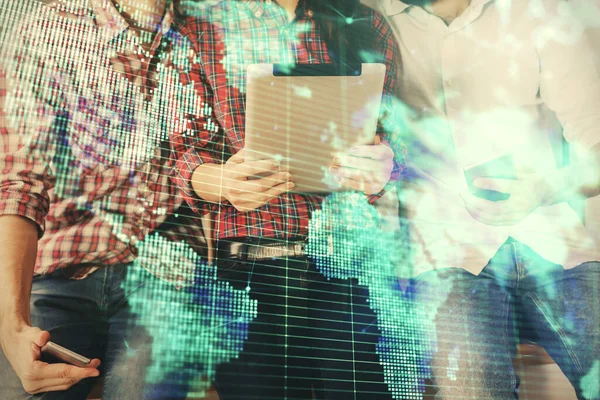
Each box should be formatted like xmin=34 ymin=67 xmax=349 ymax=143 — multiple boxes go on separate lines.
xmin=464 ymin=153 xmax=517 ymax=202
xmin=41 ymin=341 xmax=92 ymax=368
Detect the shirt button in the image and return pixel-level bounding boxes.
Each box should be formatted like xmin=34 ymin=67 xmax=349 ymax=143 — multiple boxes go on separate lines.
xmin=307 ymin=9 xmax=314 ymax=18
xmin=129 ymin=244 xmax=139 ymax=256
xmin=446 ymin=79 xmax=454 ymax=88
xmin=255 ymin=10 xmax=263 ymax=18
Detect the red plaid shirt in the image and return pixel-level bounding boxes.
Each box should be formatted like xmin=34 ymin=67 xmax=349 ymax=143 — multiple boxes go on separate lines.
xmin=173 ymin=0 xmax=404 ymax=240
xmin=0 ymin=0 xmax=205 ymax=279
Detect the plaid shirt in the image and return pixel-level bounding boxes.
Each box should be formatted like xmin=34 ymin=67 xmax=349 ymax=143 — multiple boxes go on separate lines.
xmin=0 ymin=0 xmax=205 ymax=279
xmin=173 ymin=0 xmax=404 ymax=240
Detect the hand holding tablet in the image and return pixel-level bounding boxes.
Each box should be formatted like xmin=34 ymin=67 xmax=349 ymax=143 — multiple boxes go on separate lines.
xmin=329 ymin=136 xmax=395 ymax=195
xmin=220 ymin=150 xmax=294 ymax=212
xmin=244 ymin=63 xmax=387 ymax=194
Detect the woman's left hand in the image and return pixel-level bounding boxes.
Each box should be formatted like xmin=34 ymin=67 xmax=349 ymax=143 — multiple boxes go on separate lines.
xmin=330 ymin=136 xmax=395 ymax=195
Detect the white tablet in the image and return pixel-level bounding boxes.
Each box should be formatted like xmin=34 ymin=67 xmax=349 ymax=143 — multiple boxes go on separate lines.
xmin=244 ymin=63 xmax=386 ymax=193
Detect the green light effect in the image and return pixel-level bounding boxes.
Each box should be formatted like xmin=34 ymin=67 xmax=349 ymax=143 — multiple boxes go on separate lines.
xmin=308 ymin=192 xmax=428 ymax=399
xmin=122 ymin=232 xmax=258 ymax=396
xmin=581 ymin=360 xmax=600 ymax=400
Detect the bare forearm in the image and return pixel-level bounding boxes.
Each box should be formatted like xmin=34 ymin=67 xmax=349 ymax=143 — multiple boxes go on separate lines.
xmin=0 ymin=215 xmax=38 ymax=331
xmin=191 ymin=163 xmax=226 ymax=204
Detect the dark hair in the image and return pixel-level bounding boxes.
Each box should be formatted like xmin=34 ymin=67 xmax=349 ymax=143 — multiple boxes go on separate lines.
xmin=305 ymin=0 xmax=380 ymax=67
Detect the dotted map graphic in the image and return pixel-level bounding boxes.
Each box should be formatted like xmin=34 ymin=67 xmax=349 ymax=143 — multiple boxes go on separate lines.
xmin=307 ymin=192 xmax=428 ymax=399
xmin=124 ymin=232 xmax=258 ymax=397
xmin=3 ymin=1 xmax=599 ymax=399
xmin=0 ymin=0 xmax=257 ymax=395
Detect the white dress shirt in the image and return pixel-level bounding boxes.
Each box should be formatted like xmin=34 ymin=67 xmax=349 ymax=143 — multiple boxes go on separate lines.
xmin=364 ymin=0 xmax=600 ymax=276
xmin=578 ymin=0 xmax=600 ymax=245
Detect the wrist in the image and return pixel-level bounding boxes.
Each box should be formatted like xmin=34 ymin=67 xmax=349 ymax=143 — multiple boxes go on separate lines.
xmin=192 ymin=163 xmax=227 ymax=203
xmin=0 ymin=313 xmax=29 ymax=336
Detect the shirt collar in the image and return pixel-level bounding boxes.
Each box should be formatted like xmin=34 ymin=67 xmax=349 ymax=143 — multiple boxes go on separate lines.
xmin=91 ymin=0 xmax=174 ymax=43
xmin=383 ymin=0 xmax=495 ymax=17
xmin=242 ymin=0 xmax=310 ymax=19
xmin=380 ymin=0 xmax=411 ymax=17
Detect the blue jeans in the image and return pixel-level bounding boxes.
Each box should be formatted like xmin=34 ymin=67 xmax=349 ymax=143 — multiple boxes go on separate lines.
xmin=411 ymin=239 xmax=600 ymax=399
xmin=213 ymin=256 xmax=391 ymax=400
xmin=0 ymin=263 xmax=186 ymax=400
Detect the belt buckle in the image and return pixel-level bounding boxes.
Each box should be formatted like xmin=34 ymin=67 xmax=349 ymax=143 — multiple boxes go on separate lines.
xmin=292 ymin=242 xmax=304 ymax=258
xmin=242 ymin=239 xmax=312 ymax=261
xmin=230 ymin=242 xmax=248 ymax=262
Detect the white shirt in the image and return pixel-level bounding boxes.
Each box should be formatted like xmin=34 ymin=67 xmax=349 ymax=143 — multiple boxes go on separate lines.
xmin=579 ymin=0 xmax=600 ymax=245
xmin=364 ymin=0 xmax=600 ymax=275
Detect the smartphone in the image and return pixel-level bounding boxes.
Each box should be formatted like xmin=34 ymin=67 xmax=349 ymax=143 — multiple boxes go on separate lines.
xmin=41 ymin=341 xmax=91 ymax=368
xmin=463 ymin=153 xmax=517 ymax=202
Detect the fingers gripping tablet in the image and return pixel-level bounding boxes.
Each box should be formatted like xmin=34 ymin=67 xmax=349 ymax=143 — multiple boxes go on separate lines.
xmin=244 ymin=63 xmax=386 ymax=193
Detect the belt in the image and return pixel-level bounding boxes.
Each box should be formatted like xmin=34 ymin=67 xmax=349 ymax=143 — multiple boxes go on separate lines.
xmin=216 ymin=238 xmax=309 ymax=261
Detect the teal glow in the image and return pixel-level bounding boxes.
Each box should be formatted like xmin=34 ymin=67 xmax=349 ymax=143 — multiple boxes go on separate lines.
xmin=308 ymin=192 xmax=428 ymax=399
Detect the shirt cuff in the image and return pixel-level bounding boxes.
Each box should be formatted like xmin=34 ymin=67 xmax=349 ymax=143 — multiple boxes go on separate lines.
xmin=368 ymin=179 xmax=396 ymax=204
xmin=173 ymin=148 xmax=221 ymax=215
xmin=0 ymin=197 xmax=47 ymax=238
